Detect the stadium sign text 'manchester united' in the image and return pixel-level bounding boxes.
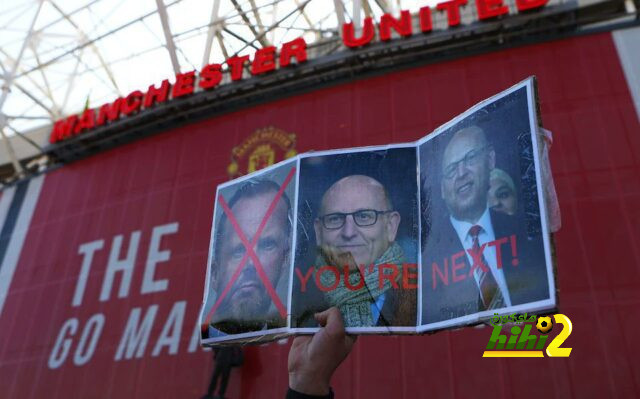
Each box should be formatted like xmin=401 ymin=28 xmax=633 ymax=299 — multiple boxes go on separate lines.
xmin=49 ymin=0 xmax=548 ymax=144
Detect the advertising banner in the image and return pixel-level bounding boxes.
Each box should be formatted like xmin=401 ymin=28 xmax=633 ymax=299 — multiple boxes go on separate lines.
xmin=200 ymin=77 xmax=557 ymax=345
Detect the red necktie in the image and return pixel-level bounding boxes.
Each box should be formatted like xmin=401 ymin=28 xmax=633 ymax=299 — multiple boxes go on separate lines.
xmin=469 ymin=225 xmax=505 ymax=310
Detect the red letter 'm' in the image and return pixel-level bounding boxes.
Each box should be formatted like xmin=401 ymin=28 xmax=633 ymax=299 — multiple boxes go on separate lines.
xmin=49 ymin=116 xmax=78 ymax=143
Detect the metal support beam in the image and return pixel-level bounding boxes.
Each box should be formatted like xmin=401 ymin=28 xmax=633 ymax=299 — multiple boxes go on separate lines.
xmin=155 ymin=0 xmax=181 ymax=74
xmin=0 ymin=59 xmax=55 ymax=119
xmin=60 ymin=48 xmax=84 ymax=113
xmin=30 ymin=44 xmax=60 ymax=115
xmin=223 ymin=27 xmax=261 ymax=50
xmin=230 ymin=0 xmax=270 ymax=48
xmin=17 ymin=0 xmax=185 ymax=79
xmin=374 ymin=0 xmax=390 ymax=13
xmin=0 ymin=3 xmax=33 ymax=31
xmin=363 ymin=0 xmax=373 ymax=18
xmin=353 ymin=0 xmax=362 ymax=29
xmin=216 ymin=31 xmax=230 ymax=59
xmin=37 ymin=0 xmax=103 ymax=34
xmin=49 ymin=0 xmax=121 ymax=95
xmin=0 ymin=126 xmax=24 ymax=177
xmin=4 ymin=115 xmax=50 ymax=121
xmin=249 ymin=0 xmax=268 ymax=42
xmin=293 ymin=0 xmax=316 ymax=31
xmin=0 ymin=1 xmax=43 ymax=110
xmin=0 ymin=47 xmax=61 ymax=117
xmin=270 ymin=1 xmax=279 ymax=44
xmin=231 ymin=0 xmax=313 ymax=57
xmin=202 ymin=0 xmax=222 ymax=68
xmin=0 ymin=0 xmax=43 ymax=177
xmin=14 ymin=83 xmax=56 ymax=118
xmin=334 ymin=0 xmax=345 ymax=26
xmin=6 ymin=123 xmax=45 ymax=153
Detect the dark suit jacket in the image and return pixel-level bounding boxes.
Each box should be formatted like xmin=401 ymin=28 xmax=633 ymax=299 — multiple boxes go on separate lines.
xmin=377 ymin=285 xmax=417 ymax=327
xmin=422 ymin=209 xmax=549 ymax=325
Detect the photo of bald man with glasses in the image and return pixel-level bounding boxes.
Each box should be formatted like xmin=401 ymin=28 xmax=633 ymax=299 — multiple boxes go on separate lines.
xmin=291 ymin=148 xmax=418 ymax=330
xmin=420 ymin=101 xmax=549 ymax=327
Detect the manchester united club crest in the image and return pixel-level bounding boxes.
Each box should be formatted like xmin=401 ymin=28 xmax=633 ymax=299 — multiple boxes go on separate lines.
xmin=227 ymin=126 xmax=297 ymax=178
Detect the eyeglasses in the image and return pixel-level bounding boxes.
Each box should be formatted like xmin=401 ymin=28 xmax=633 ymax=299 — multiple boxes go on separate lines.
xmin=443 ymin=146 xmax=489 ymax=180
xmin=318 ymin=209 xmax=393 ymax=229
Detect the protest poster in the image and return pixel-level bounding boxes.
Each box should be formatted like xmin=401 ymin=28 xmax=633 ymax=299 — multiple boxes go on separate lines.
xmin=416 ymin=78 xmax=556 ymax=331
xmin=200 ymin=158 xmax=297 ymax=345
xmin=290 ymin=146 xmax=419 ymax=333
xmin=200 ymin=77 xmax=557 ymax=344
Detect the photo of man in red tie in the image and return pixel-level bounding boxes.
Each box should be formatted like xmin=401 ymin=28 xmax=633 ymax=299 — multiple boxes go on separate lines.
xmin=420 ymin=118 xmax=549 ymax=326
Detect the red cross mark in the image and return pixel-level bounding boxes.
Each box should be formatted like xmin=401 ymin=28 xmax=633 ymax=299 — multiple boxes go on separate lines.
xmin=205 ymin=167 xmax=296 ymax=325
xmin=467 ymin=242 xmax=490 ymax=277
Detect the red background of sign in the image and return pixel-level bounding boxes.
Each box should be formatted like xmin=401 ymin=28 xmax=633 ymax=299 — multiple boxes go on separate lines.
xmin=1 ymin=31 xmax=639 ymax=398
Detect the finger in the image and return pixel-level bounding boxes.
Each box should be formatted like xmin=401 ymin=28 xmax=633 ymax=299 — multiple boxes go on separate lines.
xmin=319 ymin=307 xmax=346 ymax=340
xmin=313 ymin=308 xmax=331 ymax=327
xmin=314 ymin=306 xmax=343 ymax=327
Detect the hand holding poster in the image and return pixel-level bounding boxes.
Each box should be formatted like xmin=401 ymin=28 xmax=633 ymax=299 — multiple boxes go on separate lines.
xmin=199 ymin=77 xmax=557 ymax=345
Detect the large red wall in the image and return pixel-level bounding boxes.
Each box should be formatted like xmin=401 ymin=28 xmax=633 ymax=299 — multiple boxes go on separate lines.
xmin=1 ymin=31 xmax=639 ymax=398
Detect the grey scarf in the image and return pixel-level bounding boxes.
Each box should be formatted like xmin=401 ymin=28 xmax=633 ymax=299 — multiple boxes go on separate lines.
xmin=316 ymin=242 xmax=405 ymax=327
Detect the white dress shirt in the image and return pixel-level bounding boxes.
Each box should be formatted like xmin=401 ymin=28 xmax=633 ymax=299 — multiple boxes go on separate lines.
xmin=449 ymin=207 xmax=512 ymax=307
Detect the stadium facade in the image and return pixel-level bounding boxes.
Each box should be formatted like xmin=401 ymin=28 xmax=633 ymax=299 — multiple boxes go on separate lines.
xmin=0 ymin=0 xmax=639 ymax=397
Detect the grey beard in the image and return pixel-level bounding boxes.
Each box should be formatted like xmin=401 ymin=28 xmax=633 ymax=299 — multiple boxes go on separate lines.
xmin=233 ymin=296 xmax=270 ymax=321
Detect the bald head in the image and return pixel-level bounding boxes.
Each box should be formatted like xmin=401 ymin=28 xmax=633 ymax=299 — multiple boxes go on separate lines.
xmin=441 ymin=125 xmax=495 ymax=223
xmin=315 ymin=175 xmax=400 ymax=267
xmin=442 ymin=126 xmax=489 ymax=172
xmin=320 ymin=175 xmax=392 ymax=215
